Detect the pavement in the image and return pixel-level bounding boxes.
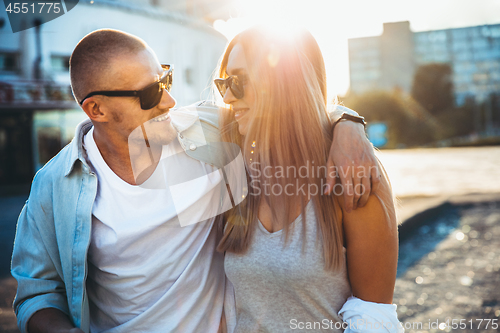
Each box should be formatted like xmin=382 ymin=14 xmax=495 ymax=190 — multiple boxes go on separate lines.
xmin=0 ymin=192 xmax=499 ymax=332
xmin=394 ymin=194 xmax=500 ymax=333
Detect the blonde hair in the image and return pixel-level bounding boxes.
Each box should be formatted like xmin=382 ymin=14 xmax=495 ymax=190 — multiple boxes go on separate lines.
xmin=216 ymin=26 xmax=396 ymax=271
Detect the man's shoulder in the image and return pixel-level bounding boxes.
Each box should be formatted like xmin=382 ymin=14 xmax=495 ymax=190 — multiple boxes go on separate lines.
xmin=31 ymin=140 xmax=80 ymax=192
xmin=19 ymin=143 xmax=77 ymax=218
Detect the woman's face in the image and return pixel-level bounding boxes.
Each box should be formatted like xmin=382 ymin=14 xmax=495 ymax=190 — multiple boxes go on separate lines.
xmin=223 ymin=43 xmax=256 ymax=137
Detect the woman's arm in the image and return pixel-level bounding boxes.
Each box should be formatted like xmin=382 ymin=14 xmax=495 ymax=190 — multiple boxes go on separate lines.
xmin=341 ymin=166 xmax=398 ymax=304
xmin=325 ymin=105 xmax=380 ymax=213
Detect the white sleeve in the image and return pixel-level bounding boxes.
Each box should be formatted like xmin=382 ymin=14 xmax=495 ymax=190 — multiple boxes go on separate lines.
xmin=328 ymin=105 xmax=360 ymax=123
xmin=338 ymin=296 xmax=404 ymax=333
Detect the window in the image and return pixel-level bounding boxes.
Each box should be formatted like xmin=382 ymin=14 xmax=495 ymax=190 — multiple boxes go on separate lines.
xmin=452 ymin=40 xmax=467 ymax=52
xmin=454 ymin=52 xmax=472 ymax=62
xmin=428 ymin=31 xmax=447 ymax=43
xmin=470 ymin=28 xmax=482 ymax=38
xmin=0 ymin=52 xmax=19 ymax=72
xmin=489 ymin=26 xmax=500 ymax=38
xmin=451 ymin=29 xmax=467 ymax=40
xmin=37 ymin=127 xmax=62 ymax=166
xmin=414 ymin=33 xmax=429 ymax=43
xmin=51 ymin=55 xmax=70 ymax=72
xmin=472 ymin=39 xmax=488 ymax=50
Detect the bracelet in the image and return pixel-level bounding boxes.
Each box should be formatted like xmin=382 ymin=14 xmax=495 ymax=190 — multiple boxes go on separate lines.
xmin=332 ymin=113 xmax=367 ymax=133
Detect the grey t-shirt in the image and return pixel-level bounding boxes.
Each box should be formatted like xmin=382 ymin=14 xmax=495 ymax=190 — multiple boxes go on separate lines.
xmin=225 ymin=201 xmax=352 ymax=332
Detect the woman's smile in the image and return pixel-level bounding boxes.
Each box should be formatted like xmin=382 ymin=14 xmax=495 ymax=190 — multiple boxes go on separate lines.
xmin=234 ymin=108 xmax=249 ymax=120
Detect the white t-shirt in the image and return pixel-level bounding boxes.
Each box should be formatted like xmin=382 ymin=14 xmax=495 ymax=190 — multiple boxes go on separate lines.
xmin=84 ymin=127 xmax=225 ymax=333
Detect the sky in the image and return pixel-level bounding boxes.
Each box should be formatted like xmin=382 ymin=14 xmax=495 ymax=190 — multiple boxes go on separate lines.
xmin=213 ymin=0 xmax=500 ymax=98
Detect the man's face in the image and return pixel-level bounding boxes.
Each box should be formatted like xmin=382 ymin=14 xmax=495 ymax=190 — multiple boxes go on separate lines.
xmin=99 ymin=48 xmax=177 ymax=146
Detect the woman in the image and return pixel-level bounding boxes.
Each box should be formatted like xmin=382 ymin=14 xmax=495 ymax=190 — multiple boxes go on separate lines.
xmin=215 ymin=26 xmax=401 ymax=332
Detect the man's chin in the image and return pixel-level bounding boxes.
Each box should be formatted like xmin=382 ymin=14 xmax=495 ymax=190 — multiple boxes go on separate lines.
xmin=128 ymin=121 xmax=177 ymax=152
xmin=146 ymin=124 xmax=177 ymax=146
xmin=156 ymin=130 xmax=177 ymax=146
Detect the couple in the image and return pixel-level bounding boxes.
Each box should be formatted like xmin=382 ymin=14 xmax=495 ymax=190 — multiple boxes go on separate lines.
xmin=11 ymin=27 xmax=401 ymax=333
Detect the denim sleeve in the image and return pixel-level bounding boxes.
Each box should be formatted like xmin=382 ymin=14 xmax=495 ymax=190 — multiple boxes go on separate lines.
xmin=11 ymin=196 xmax=70 ymax=333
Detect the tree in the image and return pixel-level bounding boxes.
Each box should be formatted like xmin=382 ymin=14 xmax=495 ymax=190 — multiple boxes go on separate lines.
xmin=411 ymin=63 xmax=454 ymax=116
xmin=341 ymin=90 xmax=438 ymax=148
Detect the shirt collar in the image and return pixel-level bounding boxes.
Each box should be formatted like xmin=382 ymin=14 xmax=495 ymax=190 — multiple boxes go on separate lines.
xmin=169 ymin=107 xmax=200 ymax=133
xmin=64 ymin=118 xmax=93 ymax=177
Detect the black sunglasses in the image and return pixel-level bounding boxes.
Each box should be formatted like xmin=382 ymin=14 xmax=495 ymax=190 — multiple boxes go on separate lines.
xmin=214 ymin=75 xmax=246 ymax=100
xmin=79 ymin=64 xmax=173 ymax=110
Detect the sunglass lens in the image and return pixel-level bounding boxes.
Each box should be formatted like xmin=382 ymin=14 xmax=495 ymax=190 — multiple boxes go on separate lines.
xmin=215 ymin=80 xmax=227 ymax=97
xmin=140 ymin=82 xmax=162 ymax=109
xmin=230 ymin=79 xmax=244 ymax=99
xmin=160 ymin=69 xmax=173 ymax=92
xmin=215 ymin=76 xmax=245 ymax=99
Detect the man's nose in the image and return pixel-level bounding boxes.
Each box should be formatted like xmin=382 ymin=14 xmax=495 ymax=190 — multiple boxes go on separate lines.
xmin=222 ymin=87 xmax=237 ymax=105
xmin=158 ymin=89 xmax=176 ymax=109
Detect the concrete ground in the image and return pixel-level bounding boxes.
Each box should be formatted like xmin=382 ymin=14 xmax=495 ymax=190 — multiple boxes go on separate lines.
xmin=394 ymin=194 xmax=500 ymax=333
xmin=0 ymin=193 xmax=499 ymax=332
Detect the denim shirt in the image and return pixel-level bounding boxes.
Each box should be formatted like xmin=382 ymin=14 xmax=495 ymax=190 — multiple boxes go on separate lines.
xmin=10 ymin=101 xmax=356 ymax=333
xmin=10 ymin=101 xmax=228 ymax=333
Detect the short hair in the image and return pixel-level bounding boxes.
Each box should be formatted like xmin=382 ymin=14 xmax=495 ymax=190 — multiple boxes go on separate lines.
xmin=70 ymin=29 xmax=148 ymax=103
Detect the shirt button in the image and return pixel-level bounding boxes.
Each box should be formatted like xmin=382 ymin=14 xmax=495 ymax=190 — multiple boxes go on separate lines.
xmin=189 ymin=143 xmax=197 ymax=151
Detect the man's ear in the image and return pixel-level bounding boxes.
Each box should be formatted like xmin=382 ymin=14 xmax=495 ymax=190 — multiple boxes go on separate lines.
xmin=82 ymin=98 xmax=109 ymax=123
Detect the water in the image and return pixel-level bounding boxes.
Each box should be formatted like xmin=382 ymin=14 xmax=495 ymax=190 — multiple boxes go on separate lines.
xmin=376 ymin=146 xmax=500 ymax=276
xmin=377 ymin=146 xmax=500 ymax=198
xmin=397 ymin=206 xmax=460 ymax=277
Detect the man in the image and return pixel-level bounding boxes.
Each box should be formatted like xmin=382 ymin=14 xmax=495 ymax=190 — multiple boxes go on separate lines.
xmin=11 ymin=29 xmax=379 ymax=333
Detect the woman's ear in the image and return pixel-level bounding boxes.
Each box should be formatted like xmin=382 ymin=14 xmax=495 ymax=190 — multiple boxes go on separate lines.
xmin=81 ymin=98 xmax=108 ymax=123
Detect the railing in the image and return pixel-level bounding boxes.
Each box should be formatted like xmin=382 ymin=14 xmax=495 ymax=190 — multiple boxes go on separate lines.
xmin=0 ymin=79 xmax=77 ymax=108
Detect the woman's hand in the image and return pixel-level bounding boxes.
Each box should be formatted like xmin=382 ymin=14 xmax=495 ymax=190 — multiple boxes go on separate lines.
xmin=325 ymin=121 xmax=380 ymax=212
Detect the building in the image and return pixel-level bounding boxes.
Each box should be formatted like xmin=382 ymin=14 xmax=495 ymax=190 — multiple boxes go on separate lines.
xmin=0 ymin=0 xmax=228 ymax=190
xmin=348 ymin=21 xmax=500 ymax=106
